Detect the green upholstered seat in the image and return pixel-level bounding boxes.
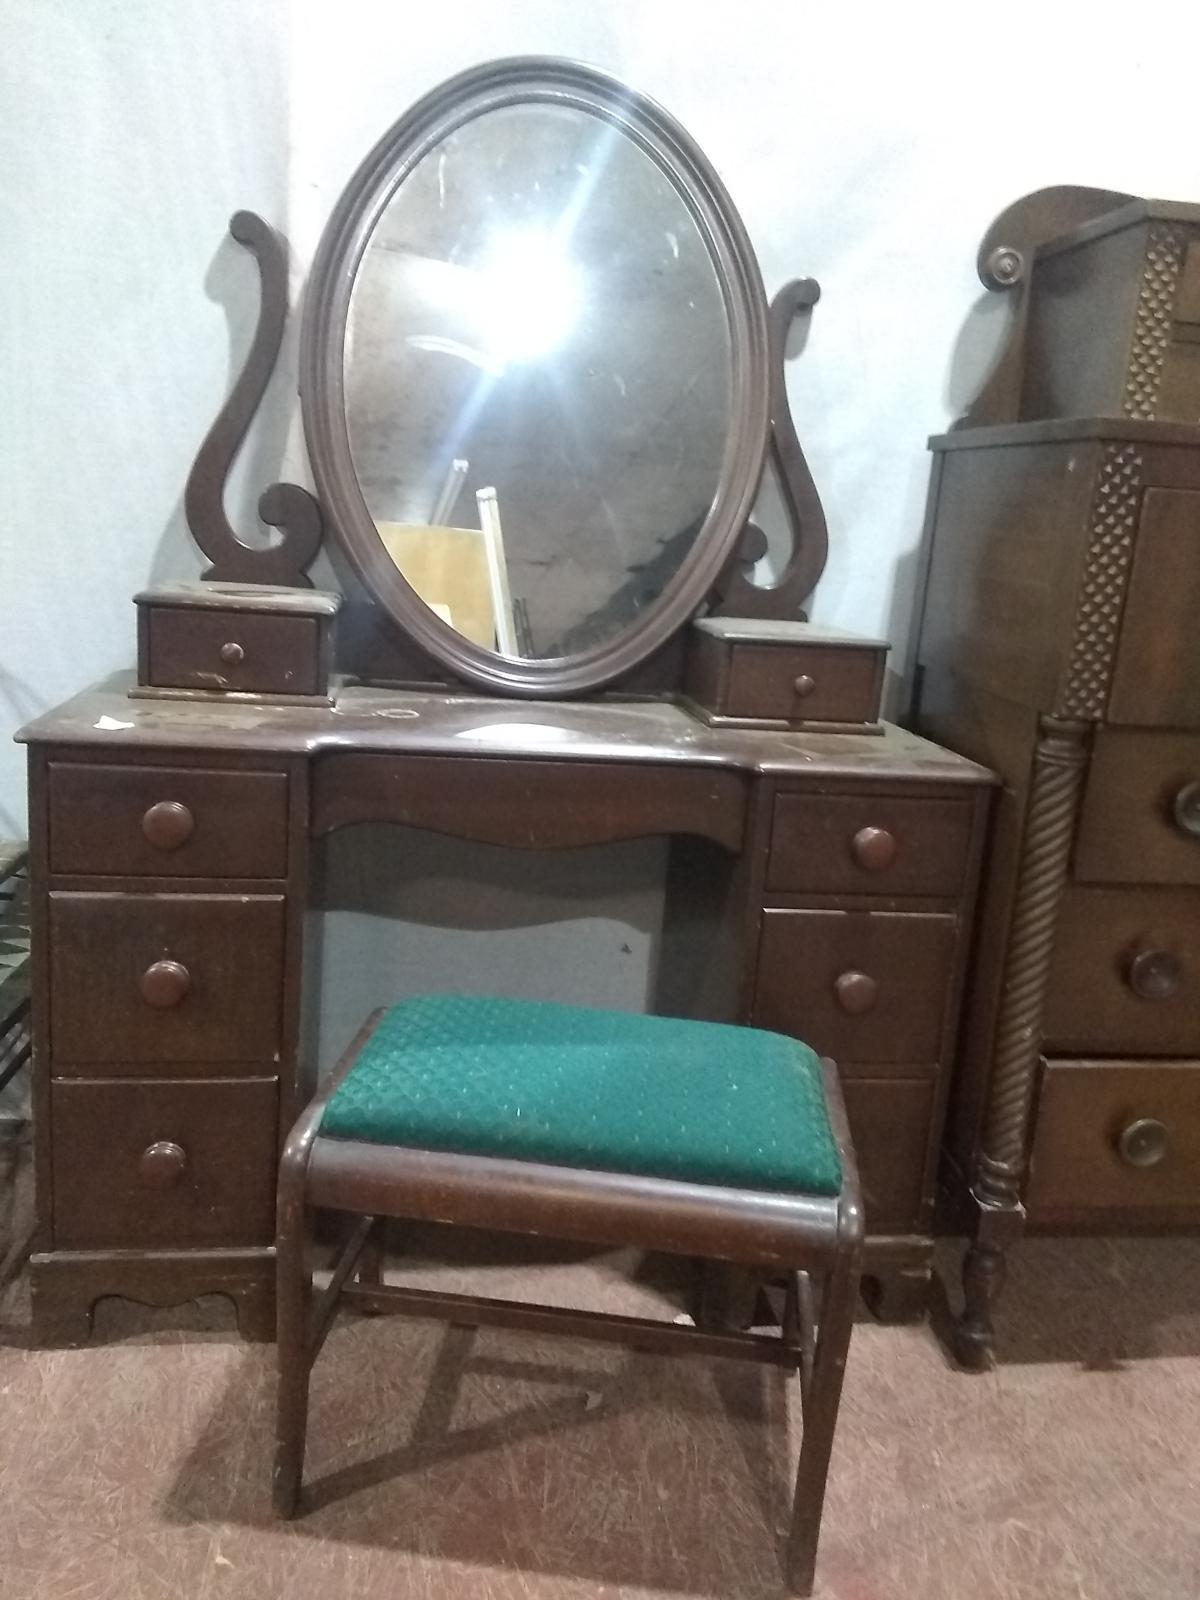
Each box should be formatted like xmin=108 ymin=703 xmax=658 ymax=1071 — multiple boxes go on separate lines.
xmin=320 ymin=995 xmax=842 ymax=1197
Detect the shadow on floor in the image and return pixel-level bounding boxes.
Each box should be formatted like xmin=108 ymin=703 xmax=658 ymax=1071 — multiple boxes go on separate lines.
xmin=162 ymin=1296 xmax=798 ymax=1598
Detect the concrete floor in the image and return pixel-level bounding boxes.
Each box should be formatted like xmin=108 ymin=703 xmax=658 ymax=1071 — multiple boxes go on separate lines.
xmin=2 ymin=1139 xmax=1199 ymax=1599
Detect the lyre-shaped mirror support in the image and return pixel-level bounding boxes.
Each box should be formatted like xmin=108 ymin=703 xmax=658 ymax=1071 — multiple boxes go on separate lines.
xmin=712 ymin=277 xmax=829 ymax=619
xmin=184 ymin=211 xmax=323 ymax=587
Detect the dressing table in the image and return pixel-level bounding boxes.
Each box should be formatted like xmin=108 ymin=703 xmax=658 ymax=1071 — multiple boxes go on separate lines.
xmin=18 ymin=58 xmax=992 ymax=1343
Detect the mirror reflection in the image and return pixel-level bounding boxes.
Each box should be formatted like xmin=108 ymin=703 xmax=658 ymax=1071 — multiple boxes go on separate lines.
xmin=344 ymin=102 xmax=732 ymax=659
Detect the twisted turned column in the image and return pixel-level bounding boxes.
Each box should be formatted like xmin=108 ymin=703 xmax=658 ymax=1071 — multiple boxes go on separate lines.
xmin=955 ymin=716 xmax=1089 ymax=1368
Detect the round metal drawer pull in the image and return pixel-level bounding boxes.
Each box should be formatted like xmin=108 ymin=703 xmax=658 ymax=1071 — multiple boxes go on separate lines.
xmin=1125 ymin=948 xmax=1182 ymax=1003
xmin=138 ymin=1140 xmax=189 ymax=1189
xmin=141 ymin=799 xmax=194 ymax=851
xmin=139 ymin=959 xmax=191 ymax=1009
xmin=834 ymin=970 xmax=879 ymax=1014
xmin=792 ymin=674 xmax=816 ymax=699
xmin=1116 ymin=1118 xmax=1169 ymax=1170
xmin=851 ymin=825 xmax=896 ymax=871
xmin=1174 ymin=780 xmax=1200 ymax=840
xmin=219 ymin=640 xmax=245 ymax=666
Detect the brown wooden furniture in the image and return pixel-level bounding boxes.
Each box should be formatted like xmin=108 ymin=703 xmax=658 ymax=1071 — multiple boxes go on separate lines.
xmin=15 ymin=57 xmax=994 ymax=1345
xmin=19 ymin=680 xmax=989 ymax=1340
xmin=274 ymin=1009 xmax=863 ymax=1595
xmin=912 ymin=186 xmax=1200 ymax=1367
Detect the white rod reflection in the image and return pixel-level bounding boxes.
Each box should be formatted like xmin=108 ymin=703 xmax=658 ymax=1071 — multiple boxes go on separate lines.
xmin=430 ymin=456 xmax=469 ymax=524
xmin=477 ymin=487 xmax=519 ymax=656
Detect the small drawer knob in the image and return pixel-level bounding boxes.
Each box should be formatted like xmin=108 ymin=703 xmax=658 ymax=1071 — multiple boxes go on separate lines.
xmin=139 ymin=958 xmax=190 ymax=1009
xmin=1116 ymin=1118 xmax=1169 ymax=1170
xmin=834 ymin=970 xmax=878 ymax=1014
xmin=851 ymin=825 xmax=896 ymax=871
xmin=1174 ymin=780 xmax=1200 ymax=840
xmin=1126 ymin=948 xmax=1182 ymax=1002
xmin=141 ymin=800 xmax=194 ymax=852
xmin=219 ymin=640 xmax=245 ymax=666
xmin=138 ymin=1140 xmax=189 ymax=1189
xmin=792 ymin=674 xmax=816 ymax=699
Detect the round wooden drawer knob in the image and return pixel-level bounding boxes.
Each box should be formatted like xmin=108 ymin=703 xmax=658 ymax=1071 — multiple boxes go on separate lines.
xmin=141 ymin=800 xmax=195 ymax=851
xmin=1174 ymin=780 xmax=1200 ymax=840
xmin=219 ymin=640 xmax=245 ymax=665
xmin=138 ymin=1140 xmax=189 ymax=1189
xmin=139 ymin=958 xmax=191 ymax=1008
xmin=851 ymin=825 xmax=896 ymax=871
xmin=1116 ymin=1118 xmax=1169 ymax=1170
xmin=1126 ymin=948 xmax=1182 ymax=1002
xmin=834 ymin=970 xmax=878 ymax=1014
xmin=792 ymin=674 xmax=816 ymax=699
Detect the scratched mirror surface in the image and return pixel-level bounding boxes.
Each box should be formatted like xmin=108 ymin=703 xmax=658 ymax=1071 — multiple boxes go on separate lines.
xmin=343 ymin=101 xmax=732 ymax=660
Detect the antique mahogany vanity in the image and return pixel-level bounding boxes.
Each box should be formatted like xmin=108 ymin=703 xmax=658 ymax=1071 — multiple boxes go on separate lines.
xmin=913 ymin=186 xmax=1200 ymax=1366
xmin=19 ymin=59 xmax=991 ymax=1343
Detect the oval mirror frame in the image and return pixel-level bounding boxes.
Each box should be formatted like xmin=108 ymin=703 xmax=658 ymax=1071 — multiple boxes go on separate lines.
xmin=300 ymin=57 xmax=770 ymax=696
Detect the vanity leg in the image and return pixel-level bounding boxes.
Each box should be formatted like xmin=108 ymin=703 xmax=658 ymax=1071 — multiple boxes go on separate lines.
xmin=695 ymin=1262 xmax=761 ymax=1330
xmin=30 ymin=1263 xmax=95 ymax=1347
xmin=862 ymin=1265 xmax=930 ymax=1325
xmin=234 ymin=1276 xmax=277 ymax=1343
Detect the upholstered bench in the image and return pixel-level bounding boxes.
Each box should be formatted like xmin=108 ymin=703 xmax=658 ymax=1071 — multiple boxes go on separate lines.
xmin=274 ymin=995 xmax=863 ymax=1595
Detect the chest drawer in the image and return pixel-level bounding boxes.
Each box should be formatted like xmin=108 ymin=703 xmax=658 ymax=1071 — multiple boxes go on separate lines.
xmin=767 ymin=792 xmax=973 ymax=897
xmin=751 ymin=909 xmax=957 ymax=1066
xmin=49 ymin=892 xmax=285 ymax=1064
xmin=1044 ymin=888 xmax=1200 ymax=1057
xmin=1075 ymin=730 xmax=1200 ymax=886
xmin=1025 ymin=1061 xmax=1200 ymax=1225
xmin=48 ymin=762 xmax=289 ymax=879
xmin=51 ymin=1077 xmax=278 ymax=1248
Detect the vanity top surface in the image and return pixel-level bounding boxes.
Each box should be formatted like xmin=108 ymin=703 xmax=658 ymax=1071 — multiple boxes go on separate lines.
xmin=19 ymin=675 xmax=993 ymax=785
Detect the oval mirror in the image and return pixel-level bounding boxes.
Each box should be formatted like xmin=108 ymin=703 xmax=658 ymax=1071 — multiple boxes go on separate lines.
xmin=302 ymin=58 xmax=769 ymax=695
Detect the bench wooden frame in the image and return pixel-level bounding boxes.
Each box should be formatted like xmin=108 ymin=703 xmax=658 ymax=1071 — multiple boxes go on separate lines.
xmin=274 ymin=1010 xmax=864 ymax=1595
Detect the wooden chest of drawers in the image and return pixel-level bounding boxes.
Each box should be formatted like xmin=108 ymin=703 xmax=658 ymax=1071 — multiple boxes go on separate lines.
xmin=914 ymin=416 xmax=1200 ymax=1365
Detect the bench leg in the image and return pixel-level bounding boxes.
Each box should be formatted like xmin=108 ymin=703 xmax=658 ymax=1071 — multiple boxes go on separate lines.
xmin=785 ymin=1245 xmax=858 ymax=1595
xmin=274 ymin=1196 xmax=313 ymax=1517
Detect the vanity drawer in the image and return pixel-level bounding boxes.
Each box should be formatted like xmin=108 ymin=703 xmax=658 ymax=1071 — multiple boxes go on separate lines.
xmin=1044 ymin=888 xmax=1200 ymax=1057
xmin=143 ymin=605 xmax=323 ymax=697
xmin=1025 ymin=1061 xmax=1200 ymax=1225
xmin=841 ymin=1077 xmax=933 ymax=1229
xmin=723 ymin=643 xmax=883 ymax=724
xmin=1075 ymin=730 xmax=1200 ymax=886
xmin=50 ymin=1076 xmax=278 ymax=1248
xmin=767 ymin=792 xmax=973 ymax=897
xmin=752 ymin=909 xmax=957 ymax=1065
xmin=48 ymin=762 xmax=289 ymax=879
xmin=49 ymin=892 xmax=285 ymax=1063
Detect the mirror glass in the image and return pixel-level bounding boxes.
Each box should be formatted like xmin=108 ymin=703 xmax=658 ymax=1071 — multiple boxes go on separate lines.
xmin=343 ymin=102 xmax=732 ymax=660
